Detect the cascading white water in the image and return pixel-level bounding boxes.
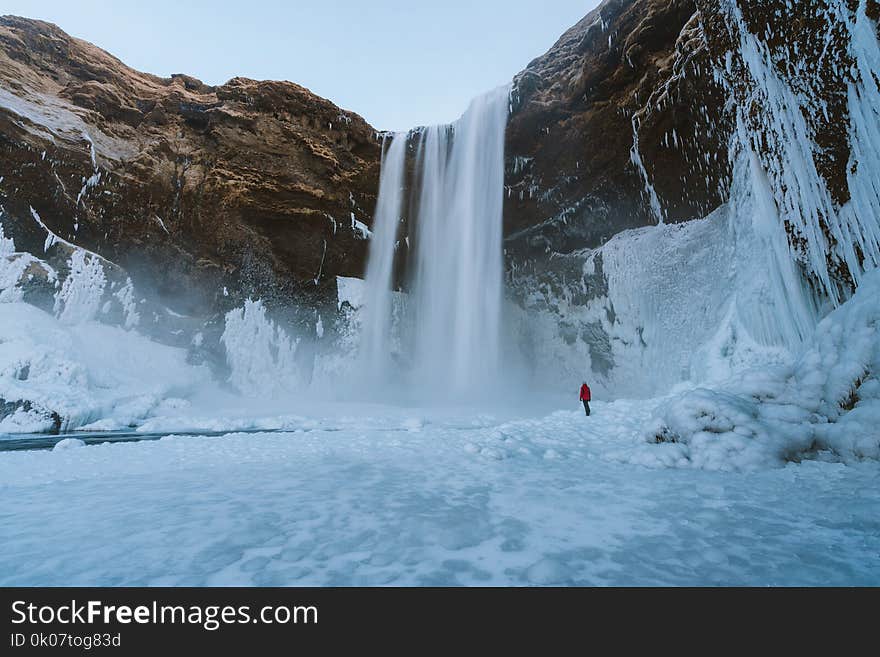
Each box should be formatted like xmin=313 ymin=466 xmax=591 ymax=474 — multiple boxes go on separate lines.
xmin=361 ymin=86 xmax=509 ymax=397
xmin=359 ymin=134 xmax=407 ymax=380
xmin=411 ymin=86 xmax=509 ymax=395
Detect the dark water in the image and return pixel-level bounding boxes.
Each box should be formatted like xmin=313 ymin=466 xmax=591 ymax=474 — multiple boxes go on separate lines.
xmin=0 ymin=428 xmax=288 ymax=452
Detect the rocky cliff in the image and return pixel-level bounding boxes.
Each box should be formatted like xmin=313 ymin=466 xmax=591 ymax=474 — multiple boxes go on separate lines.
xmin=0 ymin=15 xmax=380 ymax=339
xmin=2 ymin=3 xmax=879 ymax=396
xmin=505 ymin=0 xmax=730 ymax=261
xmin=504 ymin=0 xmax=880 ymax=300
xmin=503 ymin=0 xmax=880 ymax=395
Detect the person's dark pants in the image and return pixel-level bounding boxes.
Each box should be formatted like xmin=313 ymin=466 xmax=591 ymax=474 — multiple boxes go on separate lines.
xmin=582 ymin=400 xmax=590 ymax=416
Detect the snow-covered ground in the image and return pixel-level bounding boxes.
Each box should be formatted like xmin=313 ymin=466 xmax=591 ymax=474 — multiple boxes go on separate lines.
xmin=2 ymin=403 xmax=878 ymax=586
xmin=2 ymin=266 xmax=879 ymax=585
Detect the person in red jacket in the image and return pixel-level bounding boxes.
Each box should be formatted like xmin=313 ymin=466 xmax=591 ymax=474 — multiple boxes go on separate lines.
xmin=579 ymin=382 xmax=591 ymax=416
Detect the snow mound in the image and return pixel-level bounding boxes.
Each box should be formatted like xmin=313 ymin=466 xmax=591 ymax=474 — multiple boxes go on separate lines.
xmin=645 ymin=268 xmax=880 ymax=469
xmin=52 ymin=438 xmax=85 ymax=451
xmin=0 ymin=302 xmax=211 ymax=433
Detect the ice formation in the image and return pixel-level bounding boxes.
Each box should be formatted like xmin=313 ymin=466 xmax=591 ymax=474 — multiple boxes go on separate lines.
xmin=646 ymin=267 xmax=880 ymax=470
xmin=1 ymin=0 xmax=879 ymax=589
xmin=53 ymin=249 xmax=107 ymax=325
xmin=718 ymin=0 xmax=880 ymax=303
xmin=515 ymin=0 xmax=880 ymax=405
xmin=221 ymin=299 xmax=301 ymax=398
xmin=0 ymin=302 xmax=208 ymax=433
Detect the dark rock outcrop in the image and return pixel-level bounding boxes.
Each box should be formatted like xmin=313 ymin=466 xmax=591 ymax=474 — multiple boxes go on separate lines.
xmin=504 ymin=0 xmax=879 ymax=299
xmin=504 ymin=0 xmax=731 ymax=266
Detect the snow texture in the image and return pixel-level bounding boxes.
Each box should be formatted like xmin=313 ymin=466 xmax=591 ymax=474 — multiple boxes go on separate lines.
xmin=0 ymin=302 xmax=210 ymax=433
xmin=1 ymin=401 xmax=878 ymax=586
xmin=649 ymin=268 xmax=880 ymax=468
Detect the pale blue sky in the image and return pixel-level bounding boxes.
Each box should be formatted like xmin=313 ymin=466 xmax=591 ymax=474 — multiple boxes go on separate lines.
xmin=5 ymin=0 xmax=599 ymax=130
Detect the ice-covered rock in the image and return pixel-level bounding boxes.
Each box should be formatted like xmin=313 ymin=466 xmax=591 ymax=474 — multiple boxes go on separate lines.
xmin=0 ymin=301 xmax=211 ymax=433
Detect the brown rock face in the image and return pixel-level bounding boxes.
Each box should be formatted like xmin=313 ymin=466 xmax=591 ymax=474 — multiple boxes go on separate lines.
xmin=0 ymin=16 xmax=380 ymax=325
xmin=504 ymin=0 xmax=731 ymax=266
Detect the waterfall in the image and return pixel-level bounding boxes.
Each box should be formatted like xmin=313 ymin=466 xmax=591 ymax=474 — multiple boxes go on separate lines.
xmin=411 ymin=86 xmax=509 ymax=394
xmin=361 ymin=85 xmax=509 ymax=397
xmin=360 ymin=133 xmax=407 ymax=379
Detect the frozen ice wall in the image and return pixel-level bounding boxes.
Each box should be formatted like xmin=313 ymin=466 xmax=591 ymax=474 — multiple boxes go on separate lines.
xmin=510 ymin=141 xmax=860 ymax=399
xmin=507 ymin=211 xmax=741 ymax=399
xmin=717 ymin=0 xmax=880 ymax=303
xmin=643 ymin=266 xmax=880 ymax=470
xmin=221 ymin=299 xmax=301 ymax=398
xmin=511 ymin=0 xmax=880 ymax=399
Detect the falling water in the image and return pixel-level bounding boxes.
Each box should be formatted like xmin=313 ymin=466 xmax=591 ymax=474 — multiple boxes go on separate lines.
xmin=360 ymin=134 xmax=407 ymax=379
xmin=411 ymin=86 xmax=509 ymax=395
xmin=361 ymin=85 xmax=509 ymax=397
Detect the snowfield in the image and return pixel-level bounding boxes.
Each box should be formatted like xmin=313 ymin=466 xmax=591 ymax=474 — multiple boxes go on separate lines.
xmin=1 ymin=268 xmax=879 ymax=585
xmin=2 ymin=407 xmax=878 ymax=586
